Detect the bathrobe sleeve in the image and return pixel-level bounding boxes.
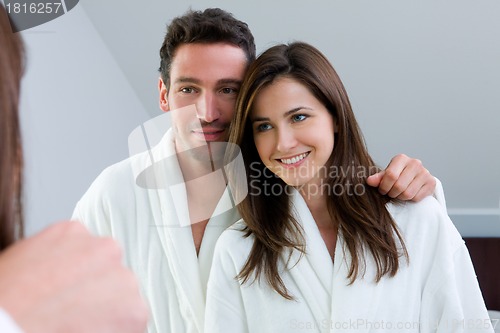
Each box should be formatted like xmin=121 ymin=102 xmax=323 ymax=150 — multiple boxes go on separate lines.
xmin=420 ymin=243 xmax=493 ymax=332
xmin=205 ymin=227 xmax=249 ymax=333
xmin=413 ymin=198 xmax=493 ymax=333
xmin=433 ymin=177 xmax=447 ymax=212
xmin=71 ymin=165 xmax=116 ymax=235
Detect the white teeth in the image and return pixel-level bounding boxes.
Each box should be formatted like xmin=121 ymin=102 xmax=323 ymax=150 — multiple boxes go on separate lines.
xmin=280 ymin=153 xmax=308 ymax=165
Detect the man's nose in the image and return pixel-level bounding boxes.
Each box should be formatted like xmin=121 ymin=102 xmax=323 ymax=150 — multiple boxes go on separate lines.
xmin=197 ymin=92 xmax=220 ymax=123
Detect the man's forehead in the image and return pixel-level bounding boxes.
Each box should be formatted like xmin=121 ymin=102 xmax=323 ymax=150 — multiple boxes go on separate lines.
xmin=172 ymin=42 xmax=247 ymax=57
xmin=171 ymin=43 xmax=247 ymax=68
xmin=169 ymin=43 xmax=248 ymax=85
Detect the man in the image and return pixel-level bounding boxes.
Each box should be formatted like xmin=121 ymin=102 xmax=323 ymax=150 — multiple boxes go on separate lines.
xmin=72 ymin=8 xmax=443 ymax=333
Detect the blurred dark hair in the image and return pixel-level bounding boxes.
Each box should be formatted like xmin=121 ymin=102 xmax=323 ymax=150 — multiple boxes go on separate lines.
xmin=0 ymin=4 xmax=24 ymax=250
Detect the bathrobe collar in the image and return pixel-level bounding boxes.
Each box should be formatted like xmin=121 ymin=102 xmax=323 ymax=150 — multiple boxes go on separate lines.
xmin=141 ymin=129 xmax=237 ymax=333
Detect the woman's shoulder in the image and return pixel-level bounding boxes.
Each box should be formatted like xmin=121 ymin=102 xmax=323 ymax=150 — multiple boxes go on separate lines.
xmin=214 ymin=219 xmax=255 ymax=259
xmin=387 ymin=196 xmax=463 ymax=250
xmin=387 ymin=196 xmax=448 ymax=226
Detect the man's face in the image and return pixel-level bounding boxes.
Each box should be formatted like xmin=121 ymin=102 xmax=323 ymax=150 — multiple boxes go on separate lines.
xmin=159 ymin=43 xmax=248 ymax=160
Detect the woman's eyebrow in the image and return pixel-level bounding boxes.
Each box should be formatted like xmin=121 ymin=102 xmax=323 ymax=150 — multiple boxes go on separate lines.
xmin=251 ymin=106 xmax=312 ymax=123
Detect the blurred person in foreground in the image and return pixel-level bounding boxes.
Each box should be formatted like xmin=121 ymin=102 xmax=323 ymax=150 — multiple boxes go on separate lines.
xmin=0 ymin=5 xmax=149 ymax=333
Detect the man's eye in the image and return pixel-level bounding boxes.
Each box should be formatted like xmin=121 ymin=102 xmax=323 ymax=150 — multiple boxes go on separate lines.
xmin=181 ymin=87 xmax=195 ymax=93
xmin=221 ymin=87 xmax=238 ymax=94
xmin=256 ymin=123 xmax=272 ymax=132
xmin=292 ymin=114 xmax=307 ymax=122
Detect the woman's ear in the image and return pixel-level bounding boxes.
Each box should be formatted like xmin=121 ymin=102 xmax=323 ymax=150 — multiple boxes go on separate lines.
xmin=158 ymin=78 xmax=169 ymax=112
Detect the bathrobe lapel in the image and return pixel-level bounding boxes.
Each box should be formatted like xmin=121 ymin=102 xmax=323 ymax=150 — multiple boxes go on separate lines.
xmin=138 ymin=130 xmax=205 ymax=333
xmin=141 ymin=130 xmax=240 ymax=333
xmin=286 ymin=190 xmax=335 ymax=333
xmin=197 ymin=193 xmax=240 ymax=296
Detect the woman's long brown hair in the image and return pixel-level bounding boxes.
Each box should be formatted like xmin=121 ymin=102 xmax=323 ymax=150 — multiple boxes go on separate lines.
xmin=0 ymin=5 xmax=25 ymax=250
xmin=228 ymin=42 xmax=408 ymax=299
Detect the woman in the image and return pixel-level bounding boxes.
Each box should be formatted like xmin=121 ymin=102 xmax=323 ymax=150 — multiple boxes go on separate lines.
xmin=0 ymin=5 xmax=147 ymax=332
xmin=205 ymin=42 xmax=492 ymax=332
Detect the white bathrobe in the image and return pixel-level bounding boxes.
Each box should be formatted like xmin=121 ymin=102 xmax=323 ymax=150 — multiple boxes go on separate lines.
xmin=72 ymin=129 xmax=240 ymax=333
xmin=0 ymin=310 xmax=23 ymax=333
xmin=205 ymin=191 xmax=493 ymax=333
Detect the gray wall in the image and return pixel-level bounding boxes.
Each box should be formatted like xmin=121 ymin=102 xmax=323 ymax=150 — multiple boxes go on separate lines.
xmin=19 ymin=0 xmax=500 ymax=236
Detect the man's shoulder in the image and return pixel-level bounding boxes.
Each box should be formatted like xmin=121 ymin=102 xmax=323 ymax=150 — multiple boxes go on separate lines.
xmin=72 ymin=152 xmax=159 ymax=233
xmin=73 ymin=151 xmax=154 ymax=216
xmin=86 ymin=157 xmax=137 ymax=195
xmin=92 ymin=130 xmax=176 ymax=190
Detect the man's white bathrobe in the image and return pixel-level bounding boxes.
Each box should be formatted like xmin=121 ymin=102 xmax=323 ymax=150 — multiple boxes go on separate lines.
xmin=72 ymin=129 xmax=240 ymax=333
xmin=205 ymin=191 xmax=492 ymax=333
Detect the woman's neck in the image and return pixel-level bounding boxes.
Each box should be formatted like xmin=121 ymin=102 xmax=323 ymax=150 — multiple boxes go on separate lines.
xmin=298 ymin=185 xmax=337 ymax=260
xmin=298 ymin=186 xmax=333 ymax=228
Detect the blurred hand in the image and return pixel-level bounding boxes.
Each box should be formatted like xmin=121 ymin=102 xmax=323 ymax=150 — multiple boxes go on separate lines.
xmin=366 ymin=154 xmax=436 ymax=202
xmin=0 ymin=221 xmax=148 ymax=333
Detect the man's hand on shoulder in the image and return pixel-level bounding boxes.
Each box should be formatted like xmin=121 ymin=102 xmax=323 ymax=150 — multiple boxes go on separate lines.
xmin=366 ymin=154 xmax=436 ymax=202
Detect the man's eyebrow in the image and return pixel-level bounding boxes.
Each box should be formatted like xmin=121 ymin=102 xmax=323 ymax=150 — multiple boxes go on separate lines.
xmin=217 ymin=79 xmax=242 ymax=86
xmin=174 ymin=77 xmax=200 ymax=84
xmin=172 ymin=78 xmax=242 ymax=85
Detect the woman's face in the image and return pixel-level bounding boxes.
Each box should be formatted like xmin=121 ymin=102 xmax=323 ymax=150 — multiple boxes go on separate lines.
xmin=251 ymin=77 xmax=336 ymax=188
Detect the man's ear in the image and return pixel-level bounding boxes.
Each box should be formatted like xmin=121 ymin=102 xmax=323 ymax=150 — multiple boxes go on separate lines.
xmin=158 ymin=78 xmax=169 ymax=112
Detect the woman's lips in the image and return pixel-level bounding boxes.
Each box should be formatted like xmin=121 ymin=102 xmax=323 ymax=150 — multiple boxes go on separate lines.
xmin=276 ymin=152 xmax=310 ymax=166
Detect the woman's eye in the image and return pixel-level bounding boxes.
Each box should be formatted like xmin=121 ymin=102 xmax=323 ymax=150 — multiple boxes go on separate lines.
xmin=292 ymin=114 xmax=307 ymax=122
xmin=256 ymin=123 xmax=272 ymax=132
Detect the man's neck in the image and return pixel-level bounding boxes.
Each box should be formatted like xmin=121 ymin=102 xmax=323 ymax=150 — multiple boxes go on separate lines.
xmin=175 ymin=143 xmax=227 ymax=254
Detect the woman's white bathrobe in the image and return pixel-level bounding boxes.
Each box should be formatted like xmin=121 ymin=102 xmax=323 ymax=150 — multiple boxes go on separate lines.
xmin=205 ymin=191 xmax=492 ymax=333
xmin=72 ymin=129 xmax=240 ymax=333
